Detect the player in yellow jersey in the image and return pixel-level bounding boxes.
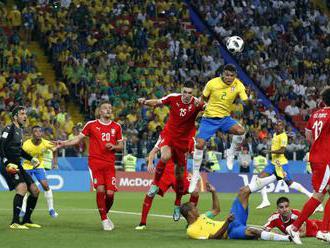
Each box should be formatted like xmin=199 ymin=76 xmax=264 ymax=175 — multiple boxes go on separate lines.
xmin=253 ymin=121 xmax=323 ymax=211
xmin=20 ymin=125 xmax=59 ymax=218
xmin=181 ymin=183 xmax=291 ymax=242
xmin=190 ymin=64 xmax=251 ymax=192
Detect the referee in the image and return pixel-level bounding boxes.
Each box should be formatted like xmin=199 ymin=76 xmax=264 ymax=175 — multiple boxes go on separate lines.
xmin=0 ymin=106 xmax=41 ymax=229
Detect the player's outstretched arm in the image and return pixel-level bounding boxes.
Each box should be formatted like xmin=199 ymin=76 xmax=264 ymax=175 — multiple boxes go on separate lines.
xmin=209 ymin=214 xmax=234 ymax=239
xmin=147 ymin=146 xmax=159 ymax=173
xmin=56 ymin=133 xmax=85 ymax=148
xmin=138 ymin=98 xmax=162 ymax=107
xmin=206 ymin=183 xmax=220 ymax=216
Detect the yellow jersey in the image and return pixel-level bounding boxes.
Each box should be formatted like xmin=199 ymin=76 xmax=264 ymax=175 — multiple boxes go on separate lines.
xmin=22 ymin=138 xmax=54 ymax=170
xmin=203 ymin=77 xmax=248 ymax=118
xmin=186 ymin=214 xmax=227 ymax=239
xmin=271 ymin=132 xmax=288 ymax=166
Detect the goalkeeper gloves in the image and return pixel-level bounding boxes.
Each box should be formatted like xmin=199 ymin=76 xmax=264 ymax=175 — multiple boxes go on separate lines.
xmin=6 ymin=163 xmax=19 ymax=174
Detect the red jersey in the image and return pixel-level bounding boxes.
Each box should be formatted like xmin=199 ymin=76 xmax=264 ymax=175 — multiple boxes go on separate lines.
xmin=81 ymin=119 xmax=123 ymax=164
xmin=264 ymin=209 xmax=320 ymax=236
xmin=160 ymin=93 xmax=203 ymax=141
xmin=306 ymin=107 xmax=330 ymax=163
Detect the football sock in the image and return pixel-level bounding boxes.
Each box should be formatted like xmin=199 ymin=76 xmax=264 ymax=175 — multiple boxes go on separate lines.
xmin=293 ymin=197 xmax=321 ymax=231
xmin=289 ymin=182 xmax=312 ymax=198
xmin=192 ymin=149 xmax=203 ymax=174
xmin=189 ymin=194 xmax=199 ymax=206
xmin=322 ymin=197 xmax=330 ymax=232
xmin=12 ymin=194 xmax=24 ymax=224
xmin=229 ymin=134 xmax=245 ymax=155
xmin=21 ymin=193 xmax=28 ymax=213
xmin=153 ymin=160 xmax=166 ymax=186
xmin=248 ymin=175 xmax=276 ymax=192
xmin=44 ymin=189 xmax=54 ymax=210
xmin=105 ymin=192 xmax=114 ymax=213
xmin=140 ymin=195 xmax=154 ymax=225
xmin=174 ymin=193 xmax=183 ymax=206
xmin=261 ymin=231 xmax=290 ymax=241
xmin=23 ymin=195 xmax=38 ymax=223
xmin=260 ymin=187 xmax=269 ymax=203
xmin=96 ymin=191 xmax=107 ymax=221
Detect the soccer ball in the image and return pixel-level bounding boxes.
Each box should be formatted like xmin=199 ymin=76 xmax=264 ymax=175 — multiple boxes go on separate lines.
xmin=226 ymin=36 xmax=244 ymax=53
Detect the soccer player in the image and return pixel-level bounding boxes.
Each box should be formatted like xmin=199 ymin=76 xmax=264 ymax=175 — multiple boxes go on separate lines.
xmin=138 ymin=81 xmax=204 ymax=200
xmin=135 ymin=137 xmax=199 ymax=230
xmin=0 ymin=106 xmax=41 ymax=229
xmin=264 ymin=196 xmax=322 ymax=237
xmin=20 ymin=125 xmax=58 ymax=218
xmin=286 ymin=86 xmax=330 ymax=244
xmin=256 ymin=120 xmax=322 ymax=211
xmin=189 ymin=64 xmax=251 ymax=193
xmin=180 ymin=183 xmax=291 ymax=242
xmin=56 ymin=101 xmax=123 ymax=231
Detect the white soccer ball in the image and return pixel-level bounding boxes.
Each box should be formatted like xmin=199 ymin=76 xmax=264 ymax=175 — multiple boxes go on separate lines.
xmin=226 ymin=36 xmax=244 ymax=53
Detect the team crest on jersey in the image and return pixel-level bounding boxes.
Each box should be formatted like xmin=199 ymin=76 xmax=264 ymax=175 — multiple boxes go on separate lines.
xmin=231 ymin=86 xmax=235 ymax=92
xmin=111 ymin=128 xmax=116 ymax=135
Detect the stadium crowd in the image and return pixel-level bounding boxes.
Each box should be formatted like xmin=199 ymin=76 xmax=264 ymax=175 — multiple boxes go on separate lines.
xmin=1 ymin=0 xmax=327 ymax=165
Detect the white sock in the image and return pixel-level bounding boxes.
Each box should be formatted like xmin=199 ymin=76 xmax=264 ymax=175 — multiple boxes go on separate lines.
xmin=261 ymin=231 xmax=290 ymax=241
xmin=21 ymin=193 xmax=28 ymax=213
xmin=289 ymin=182 xmax=313 ymax=198
xmin=44 ymin=189 xmax=54 ymax=210
xmin=260 ymin=187 xmax=269 ymax=203
xmin=248 ymin=175 xmax=277 ymax=192
xmin=192 ymin=148 xmax=203 ymax=175
xmin=229 ymin=134 xmax=245 ymax=155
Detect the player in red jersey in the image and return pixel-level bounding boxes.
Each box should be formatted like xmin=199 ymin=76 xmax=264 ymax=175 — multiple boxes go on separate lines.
xmin=287 ymin=86 xmax=330 ymax=244
xmin=56 ymin=101 xmax=123 ymax=231
xmin=135 ymin=137 xmax=199 ymax=230
xmin=138 ymin=81 xmax=204 ymax=199
xmin=264 ymin=197 xmax=322 ymax=237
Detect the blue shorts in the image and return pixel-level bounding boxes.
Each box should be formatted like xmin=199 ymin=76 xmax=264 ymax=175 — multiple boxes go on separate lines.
xmin=263 ymin=163 xmax=292 ymax=181
xmin=228 ymin=197 xmax=249 ymax=239
xmin=26 ymin=168 xmax=47 ymax=181
xmin=196 ymin=117 xmax=238 ymax=141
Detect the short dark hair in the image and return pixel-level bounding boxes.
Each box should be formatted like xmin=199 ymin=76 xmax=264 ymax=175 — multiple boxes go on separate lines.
xmin=11 ymin=106 xmax=25 ymax=117
xmin=276 ymin=196 xmax=289 ymax=206
xmin=224 ymin=64 xmax=237 ymax=74
xmin=180 ymin=202 xmax=193 ymax=219
xmin=321 ymin=86 xmax=330 ymax=106
xmin=32 ymin=125 xmax=42 ymax=131
xmin=183 ymin=81 xmax=194 ymax=89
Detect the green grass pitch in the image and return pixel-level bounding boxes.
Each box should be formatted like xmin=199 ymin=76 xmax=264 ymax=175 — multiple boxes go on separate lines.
xmin=0 ymin=192 xmax=326 ymax=248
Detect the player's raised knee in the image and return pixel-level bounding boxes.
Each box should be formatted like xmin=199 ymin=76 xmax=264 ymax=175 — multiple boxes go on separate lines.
xmin=195 ymin=138 xmax=205 ymax=150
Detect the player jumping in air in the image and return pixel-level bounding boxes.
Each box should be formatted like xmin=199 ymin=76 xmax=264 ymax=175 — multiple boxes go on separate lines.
xmin=189 ymin=64 xmax=253 ymax=193
xmin=135 ymin=137 xmax=199 ymax=230
xmin=286 ymin=86 xmax=330 ymax=244
xmin=138 ymin=81 xmax=204 ymax=205
xmin=180 ymin=182 xmax=291 ymax=242
xmin=56 ymin=101 xmax=123 ymax=231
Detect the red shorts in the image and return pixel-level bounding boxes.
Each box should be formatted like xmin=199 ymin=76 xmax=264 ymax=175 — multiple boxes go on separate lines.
xmin=157 ymin=172 xmax=190 ymax=197
xmin=311 ymin=163 xmax=330 ymax=193
xmin=157 ymin=133 xmax=190 ymax=167
xmin=89 ymin=160 xmax=117 ymax=191
xmin=305 ymin=219 xmax=323 ymax=237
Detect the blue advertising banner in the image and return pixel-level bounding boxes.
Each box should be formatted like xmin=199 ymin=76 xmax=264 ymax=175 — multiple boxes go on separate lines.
xmin=208 ymin=173 xmax=313 ymax=193
xmin=0 ymin=171 xmax=91 ymax=192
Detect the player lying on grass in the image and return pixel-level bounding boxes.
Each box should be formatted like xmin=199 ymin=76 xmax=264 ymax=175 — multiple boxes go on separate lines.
xmin=264 ymin=196 xmax=323 ymax=238
xmin=136 ymin=137 xmax=199 ymax=230
xmin=180 ymin=183 xmax=291 ymax=241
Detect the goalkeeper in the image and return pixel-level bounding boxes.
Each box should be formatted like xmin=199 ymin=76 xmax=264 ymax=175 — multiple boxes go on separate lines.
xmin=0 ymin=106 xmax=41 ymax=229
